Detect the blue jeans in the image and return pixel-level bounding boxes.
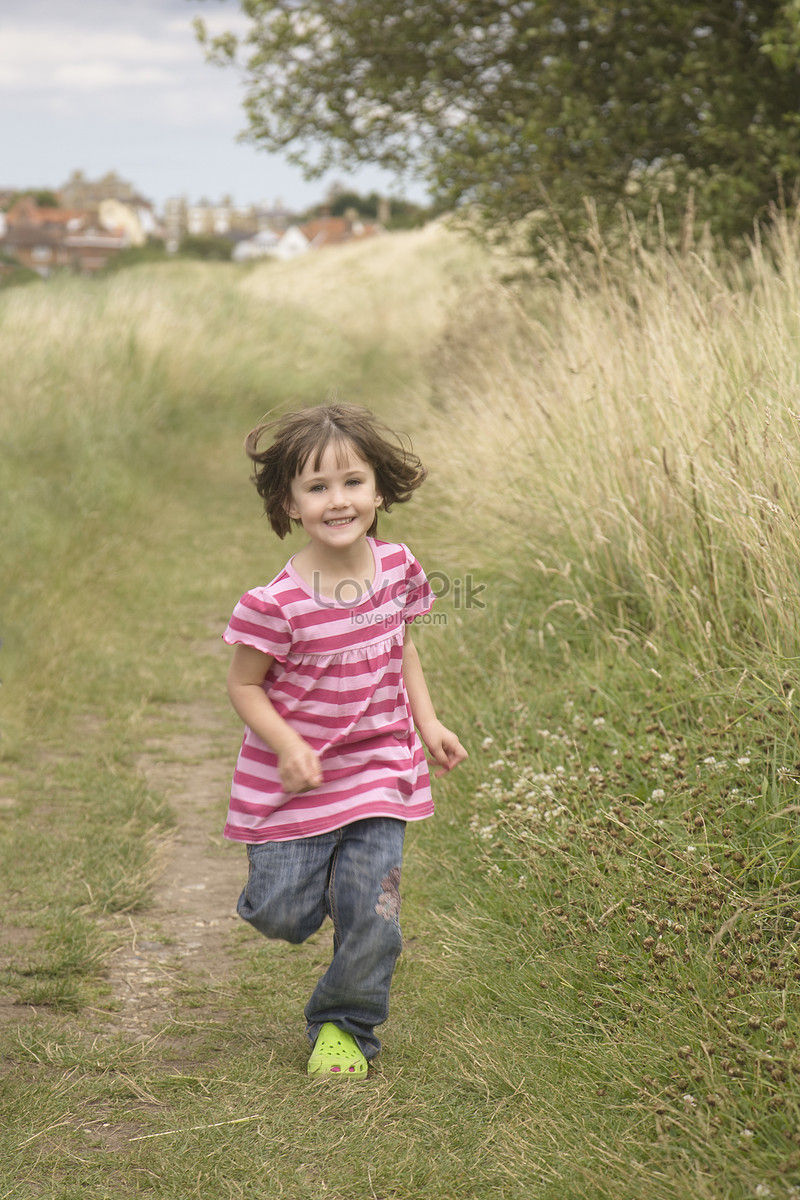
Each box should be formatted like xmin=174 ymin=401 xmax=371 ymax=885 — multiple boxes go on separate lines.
xmin=237 ymin=817 xmax=406 ymax=1060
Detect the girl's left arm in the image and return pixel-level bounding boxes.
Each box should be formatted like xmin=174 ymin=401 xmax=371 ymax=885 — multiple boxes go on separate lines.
xmin=402 ymin=635 xmax=468 ymax=776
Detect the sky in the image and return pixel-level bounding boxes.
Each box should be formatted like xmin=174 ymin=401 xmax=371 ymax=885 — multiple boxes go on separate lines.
xmin=0 ymin=0 xmax=427 ymax=215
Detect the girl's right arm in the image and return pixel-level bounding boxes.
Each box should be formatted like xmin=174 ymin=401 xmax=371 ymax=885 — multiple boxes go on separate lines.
xmin=226 ymin=644 xmax=323 ymax=793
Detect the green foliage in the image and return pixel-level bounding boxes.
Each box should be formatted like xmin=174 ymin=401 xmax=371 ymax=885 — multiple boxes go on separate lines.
xmin=178 ymin=233 xmax=233 ymax=261
xmin=2 ymin=189 xmax=58 ymax=210
xmin=327 ymin=188 xmax=379 ymax=218
xmin=325 ymin=187 xmax=434 ymax=228
xmin=197 ymin=0 xmax=800 ymax=239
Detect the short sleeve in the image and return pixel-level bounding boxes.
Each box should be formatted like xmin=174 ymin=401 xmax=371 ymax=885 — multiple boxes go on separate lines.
xmin=223 ymin=589 xmax=293 ymax=660
xmin=403 ymin=546 xmax=435 ymax=624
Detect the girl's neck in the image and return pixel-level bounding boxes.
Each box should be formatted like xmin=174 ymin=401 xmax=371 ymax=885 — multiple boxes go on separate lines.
xmin=292 ymin=538 xmax=375 ymax=601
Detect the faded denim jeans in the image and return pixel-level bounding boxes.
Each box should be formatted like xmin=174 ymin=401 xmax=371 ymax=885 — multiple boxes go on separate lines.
xmin=237 ymin=817 xmax=406 ymax=1060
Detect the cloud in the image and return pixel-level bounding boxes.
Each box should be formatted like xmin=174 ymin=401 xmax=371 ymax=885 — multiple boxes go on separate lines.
xmin=0 ymin=29 xmax=197 ymax=92
xmin=0 ymin=5 xmax=248 ymax=133
xmin=0 ymin=1 xmax=253 ymax=94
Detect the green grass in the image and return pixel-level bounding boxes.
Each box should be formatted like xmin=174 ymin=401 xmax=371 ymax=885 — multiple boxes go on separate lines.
xmin=3 ymin=224 xmax=800 ymax=1198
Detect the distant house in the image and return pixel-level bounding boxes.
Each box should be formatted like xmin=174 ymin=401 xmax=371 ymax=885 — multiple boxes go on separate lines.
xmin=56 ymin=170 xmax=159 ymax=244
xmin=167 ymin=195 xmax=295 ymax=248
xmin=273 ymin=226 xmax=311 ymax=260
xmin=98 ymin=199 xmax=154 ymax=248
xmin=61 ymin=224 xmax=129 ymax=274
xmin=1 ymin=225 xmax=70 ymax=275
xmin=5 ymin=194 xmax=88 ymax=231
xmin=231 ymin=212 xmax=384 ymax=265
xmin=186 ymin=196 xmax=262 ymax=239
xmin=232 ymin=228 xmax=281 ymax=261
xmin=58 ymin=169 xmax=151 ymax=213
xmin=298 ymin=212 xmax=384 ymax=249
xmin=0 ymin=197 xmax=128 ymax=275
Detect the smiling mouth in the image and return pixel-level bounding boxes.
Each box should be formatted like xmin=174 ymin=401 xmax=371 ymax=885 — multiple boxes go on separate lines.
xmin=325 ymin=517 xmax=355 ymax=526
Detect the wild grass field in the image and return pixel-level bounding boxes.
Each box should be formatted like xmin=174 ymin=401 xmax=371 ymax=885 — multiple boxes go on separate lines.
xmin=2 ymin=215 xmax=800 ymax=1199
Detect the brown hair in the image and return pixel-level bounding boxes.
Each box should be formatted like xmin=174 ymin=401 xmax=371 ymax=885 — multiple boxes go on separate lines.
xmin=245 ymin=403 xmax=427 ymax=538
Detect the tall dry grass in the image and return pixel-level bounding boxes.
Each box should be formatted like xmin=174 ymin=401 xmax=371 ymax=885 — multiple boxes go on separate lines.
xmin=422 ymin=211 xmax=800 ymax=692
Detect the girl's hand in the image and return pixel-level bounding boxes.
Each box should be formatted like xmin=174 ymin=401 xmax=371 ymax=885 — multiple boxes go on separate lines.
xmin=419 ymin=720 xmax=468 ymax=777
xmin=276 ymin=736 xmax=323 ymax=794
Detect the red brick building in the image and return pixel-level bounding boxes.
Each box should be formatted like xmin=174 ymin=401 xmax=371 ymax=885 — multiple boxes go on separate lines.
xmin=1 ymin=196 xmax=128 ymax=276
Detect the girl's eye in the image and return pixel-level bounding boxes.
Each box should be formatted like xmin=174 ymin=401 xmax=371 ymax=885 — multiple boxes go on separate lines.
xmin=346 ymin=478 xmax=364 ymax=486
xmin=310 ymin=484 xmax=326 ymax=492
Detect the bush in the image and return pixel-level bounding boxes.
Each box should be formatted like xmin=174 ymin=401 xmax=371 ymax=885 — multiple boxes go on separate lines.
xmin=178 ymin=234 xmax=233 ymax=261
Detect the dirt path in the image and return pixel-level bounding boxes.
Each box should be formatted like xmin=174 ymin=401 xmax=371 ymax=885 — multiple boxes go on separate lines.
xmin=102 ymin=702 xmax=247 ymax=1039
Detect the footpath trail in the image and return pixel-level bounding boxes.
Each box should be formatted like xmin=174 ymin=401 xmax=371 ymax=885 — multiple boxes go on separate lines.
xmin=101 ymin=701 xmax=247 ymax=1041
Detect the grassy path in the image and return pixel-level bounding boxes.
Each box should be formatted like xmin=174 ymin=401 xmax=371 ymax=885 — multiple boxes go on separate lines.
xmin=101 ymin=699 xmax=242 ymax=1043
xmin=1 ymin=229 xmax=515 ymax=1199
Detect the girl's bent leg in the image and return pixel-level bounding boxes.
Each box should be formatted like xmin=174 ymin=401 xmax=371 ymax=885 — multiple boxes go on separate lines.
xmin=237 ymin=833 xmax=336 ymax=944
xmin=305 ymin=818 xmax=406 ymax=1061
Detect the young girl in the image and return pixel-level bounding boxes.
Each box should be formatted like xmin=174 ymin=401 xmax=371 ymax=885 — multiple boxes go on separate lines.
xmin=223 ymin=402 xmax=467 ymax=1079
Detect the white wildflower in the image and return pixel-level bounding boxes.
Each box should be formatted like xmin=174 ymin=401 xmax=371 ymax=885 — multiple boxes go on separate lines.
xmin=481 ymin=736 xmax=494 ymax=750
xmin=593 ymin=717 xmax=606 ymax=728
xmin=651 ymin=789 xmax=666 ymax=802
xmin=737 ymin=756 xmax=751 ymax=767
xmin=660 ymin=753 xmax=675 ymax=766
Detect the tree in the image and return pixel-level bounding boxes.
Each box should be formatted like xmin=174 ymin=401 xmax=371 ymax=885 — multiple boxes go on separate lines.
xmin=3 ymin=189 xmax=58 ymax=210
xmin=196 ymin=1 xmax=800 ymax=239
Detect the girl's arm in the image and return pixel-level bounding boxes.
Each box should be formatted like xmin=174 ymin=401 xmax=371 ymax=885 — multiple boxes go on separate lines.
xmin=227 ymin=644 xmax=322 ymax=793
xmin=402 ymin=636 xmax=468 ymax=776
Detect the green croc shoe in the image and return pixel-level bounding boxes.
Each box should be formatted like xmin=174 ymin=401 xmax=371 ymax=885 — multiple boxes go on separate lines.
xmin=307 ymin=1023 xmax=369 ymax=1080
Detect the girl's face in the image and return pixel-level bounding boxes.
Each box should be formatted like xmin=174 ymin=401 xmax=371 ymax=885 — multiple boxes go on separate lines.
xmin=286 ymin=439 xmax=382 ymax=553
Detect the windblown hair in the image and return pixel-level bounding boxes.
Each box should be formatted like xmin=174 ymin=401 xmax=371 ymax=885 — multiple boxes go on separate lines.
xmin=245 ymin=403 xmax=428 ymax=539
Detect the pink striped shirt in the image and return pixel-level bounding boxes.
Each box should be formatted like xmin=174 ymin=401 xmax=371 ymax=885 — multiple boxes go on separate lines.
xmin=222 ymin=539 xmax=435 ymax=842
